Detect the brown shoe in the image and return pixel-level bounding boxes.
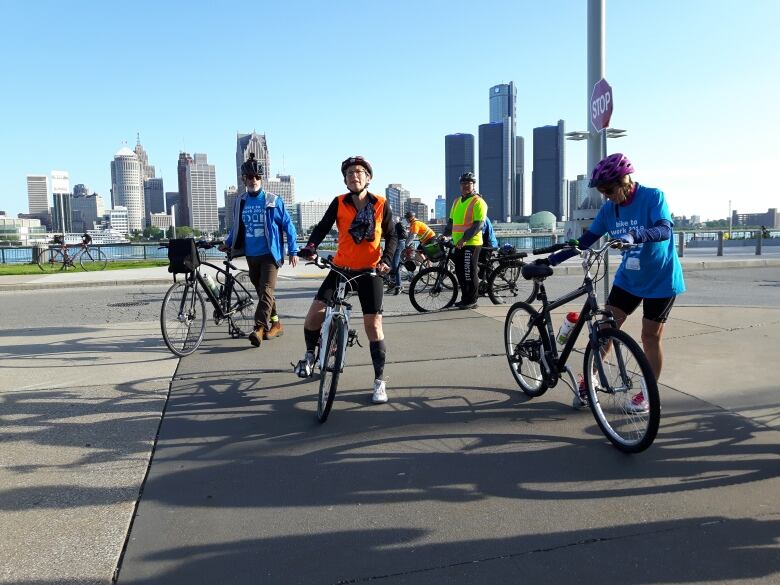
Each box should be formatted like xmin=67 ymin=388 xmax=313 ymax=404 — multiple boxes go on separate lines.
xmin=263 ymin=320 xmax=284 ymax=340
xmin=248 ymin=326 xmax=263 ymax=347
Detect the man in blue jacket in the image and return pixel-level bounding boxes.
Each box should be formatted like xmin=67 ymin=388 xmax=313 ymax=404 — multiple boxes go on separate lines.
xmin=222 ymin=153 xmax=298 ymax=347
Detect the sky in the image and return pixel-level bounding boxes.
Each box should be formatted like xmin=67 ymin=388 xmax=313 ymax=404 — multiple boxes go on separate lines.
xmin=1 ymin=0 xmax=778 ymax=222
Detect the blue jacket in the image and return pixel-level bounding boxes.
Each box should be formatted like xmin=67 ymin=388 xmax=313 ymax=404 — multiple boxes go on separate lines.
xmin=482 ymin=217 xmax=498 ymax=248
xmin=225 ymin=189 xmax=298 ymax=267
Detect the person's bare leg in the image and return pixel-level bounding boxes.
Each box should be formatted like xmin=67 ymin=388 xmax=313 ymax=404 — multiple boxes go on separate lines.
xmin=640 ymin=318 xmax=664 ymax=380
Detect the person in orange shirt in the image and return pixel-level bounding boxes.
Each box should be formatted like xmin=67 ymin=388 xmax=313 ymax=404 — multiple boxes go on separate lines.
xmin=404 ymin=210 xmax=436 ymax=249
xmin=294 ymin=156 xmax=398 ymax=404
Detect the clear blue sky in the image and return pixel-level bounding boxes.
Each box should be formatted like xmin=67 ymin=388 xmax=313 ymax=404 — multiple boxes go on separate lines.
xmin=1 ymin=0 xmax=778 ymax=221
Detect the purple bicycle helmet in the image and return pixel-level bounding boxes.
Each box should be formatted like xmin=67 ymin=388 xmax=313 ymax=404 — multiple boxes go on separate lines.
xmin=588 ymin=153 xmax=635 ymax=187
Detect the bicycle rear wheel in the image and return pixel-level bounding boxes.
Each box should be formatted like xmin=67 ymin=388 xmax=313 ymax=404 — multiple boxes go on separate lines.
xmin=487 ymin=263 xmax=537 ymax=305
xmin=317 ymin=316 xmax=345 ymax=422
xmin=160 ymin=282 xmax=207 ymax=357
xmin=229 ymin=272 xmax=256 ymax=336
xmin=37 ymin=248 xmax=65 ymax=273
xmin=584 ymin=328 xmax=660 ymax=453
xmin=80 ymin=248 xmax=108 ymax=271
xmin=408 ymin=267 xmax=458 ymax=312
xmin=504 ymin=302 xmax=549 ymax=397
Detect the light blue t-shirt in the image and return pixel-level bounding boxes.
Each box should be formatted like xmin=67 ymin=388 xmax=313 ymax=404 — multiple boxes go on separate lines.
xmin=243 ymin=193 xmax=271 ymax=256
xmin=590 ymin=184 xmax=685 ymax=298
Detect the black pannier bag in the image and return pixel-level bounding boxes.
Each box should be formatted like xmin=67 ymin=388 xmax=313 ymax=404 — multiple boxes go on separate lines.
xmin=167 ymin=238 xmax=200 ymax=274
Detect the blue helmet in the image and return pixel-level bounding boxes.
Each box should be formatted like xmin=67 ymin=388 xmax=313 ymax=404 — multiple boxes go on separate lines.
xmin=499 ymin=243 xmax=516 ymax=255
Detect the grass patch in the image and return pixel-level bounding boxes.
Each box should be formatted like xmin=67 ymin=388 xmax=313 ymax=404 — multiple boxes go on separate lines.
xmin=0 ymin=259 xmax=169 ymax=276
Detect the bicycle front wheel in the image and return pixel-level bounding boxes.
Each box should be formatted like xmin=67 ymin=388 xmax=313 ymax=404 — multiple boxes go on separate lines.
xmin=504 ymin=302 xmax=549 ymax=397
xmin=37 ymin=248 xmax=65 ymax=273
xmin=487 ymin=263 xmax=537 ymax=305
xmin=584 ymin=328 xmax=660 ymax=453
xmin=160 ymin=282 xmax=207 ymax=357
xmin=79 ymin=248 xmax=108 ymax=271
xmin=408 ymin=267 xmax=458 ymax=312
xmin=229 ymin=271 xmax=257 ymax=336
xmin=317 ymin=316 xmax=345 ymax=423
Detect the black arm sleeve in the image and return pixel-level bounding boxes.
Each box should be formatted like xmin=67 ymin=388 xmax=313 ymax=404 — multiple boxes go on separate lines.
xmin=307 ymin=197 xmax=340 ymax=247
xmin=380 ymin=202 xmax=397 ymax=266
xmin=444 ymin=218 xmax=453 ymax=237
xmin=461 ymin=219 xmax=484 ymax=243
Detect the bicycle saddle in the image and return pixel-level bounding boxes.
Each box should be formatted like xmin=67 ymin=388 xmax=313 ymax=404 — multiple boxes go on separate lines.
xmin=521 ymin=263 xmax=553 ymax=280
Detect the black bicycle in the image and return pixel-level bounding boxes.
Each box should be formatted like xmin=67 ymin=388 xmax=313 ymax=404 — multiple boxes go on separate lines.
xmin=408 ymin=238 xmax=536 ymax=312
xmin=504 ymin=239 xmax=660 ymax=453
xmin=159 ymin=239 xmax=256 ymax=357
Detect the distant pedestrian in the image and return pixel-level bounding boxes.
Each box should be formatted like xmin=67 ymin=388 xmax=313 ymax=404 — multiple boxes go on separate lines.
xmin=222 ymin=153 xmax=298 ymax=348
xmin=549 ymin=153 xmax=685 ymax=411
xmin=388 ymin=217 xmax=407 ymax=295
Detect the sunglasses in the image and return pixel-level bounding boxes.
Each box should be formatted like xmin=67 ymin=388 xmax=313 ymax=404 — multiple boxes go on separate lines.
xmin=244 ymin=174 xmax=262 ymax=180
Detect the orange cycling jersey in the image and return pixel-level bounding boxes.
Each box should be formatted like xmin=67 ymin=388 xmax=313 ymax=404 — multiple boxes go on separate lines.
xmin=333 ymin=193 xmax=388 ymax=270
xmin=408 ymin=219 xmax=435 ymax=244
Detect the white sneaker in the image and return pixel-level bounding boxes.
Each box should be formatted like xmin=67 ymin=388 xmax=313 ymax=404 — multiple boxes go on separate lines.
xmin=371 ymin=379 xmax=388 ymax=404
xmin=294 ymin=351 xmax=315 ymax=378
xmin=625 ymin=391 xmax=649 ymax=413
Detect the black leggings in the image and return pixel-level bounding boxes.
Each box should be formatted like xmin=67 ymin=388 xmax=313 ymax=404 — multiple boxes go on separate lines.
xmin=453 ymin=245 xmax=481 ymax=304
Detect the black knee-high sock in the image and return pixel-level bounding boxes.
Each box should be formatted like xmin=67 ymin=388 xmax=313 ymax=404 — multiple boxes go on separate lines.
xmin=370 ymin=340 xmax=386 ymax=380
xmin=304 ymin=328 xmax=320 ymax=352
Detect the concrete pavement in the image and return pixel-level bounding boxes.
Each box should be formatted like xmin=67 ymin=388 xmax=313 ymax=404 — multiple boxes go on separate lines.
xmin=0 ymin=260 xmax=778 ymax=584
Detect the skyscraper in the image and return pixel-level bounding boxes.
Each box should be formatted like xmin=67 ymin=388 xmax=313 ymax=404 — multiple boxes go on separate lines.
xmin=111 ymin=148 xmax=144 ymax=232
xmin=187 ymin=153 xmax=218 ymax=233
xmin=52 ymin=192 xmax=72 ymax=233
xmin=133 ymin=135 xmax=156 ymax=181
xmin=144 ymin=177 xmax=165 ymax=218
xmin=266 ymin=175 xmax=295 ymax=208
xmin=236 ymin=132 xmax=270 ymax=194
xmin=26 ymin=175 xmax=49 ymax=214
xmin=444 ymin=133 xmax=474 ymax=212
xmin=224 ymin=186 xmax=238 ymax=232
xmin=385 ymin=184 xmax=410 ymax=217
xmin=532 ymin=120 xmax=567 ymax=220
xmin=71 ymin=193 xmax=105 ymax=233
xmin=434 ymin=195 xmax=446 ymax=220
xmin=480 ymin=82 xmax=522 ymax=222
xmin=176 ymin=152 xmax=193 ymax=228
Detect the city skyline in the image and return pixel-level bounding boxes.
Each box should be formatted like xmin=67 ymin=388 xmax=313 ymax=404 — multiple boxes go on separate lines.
xmin=1 ymin=1 xmax=778 ymax=222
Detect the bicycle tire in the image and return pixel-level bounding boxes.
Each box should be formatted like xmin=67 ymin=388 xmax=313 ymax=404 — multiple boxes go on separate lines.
xmin=584 ymin=327 xmax=660 ymax=453
xmin=37 ymin=248 xmax=65 ymax=273
xmin=317 ymin=315 xmax=345 ymax=422
xmin=229 ymin=272 xmax=256 ymax=336
xmin=408 ymin=267 xmax=458 ymax=312
xmin=160 ymin=281 xmax=207 ymax=357
xmin=79 ymin=248 xmax=108 ymax=271
xmin=487 ymin=262 xmax=537 ymax=305
xmin=504 ymin=302 xmax=549 ymax=397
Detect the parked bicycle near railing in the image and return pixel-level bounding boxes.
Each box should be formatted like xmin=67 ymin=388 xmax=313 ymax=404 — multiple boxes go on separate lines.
xmin=504 ymin=239 xmax=660 ymax=453
xmin=407 ymin=237 xmax=536 ymax=312
xmin=159 ymin=239 xmax=256 ymax=357
xmin=292 ymin=253 xmax=372 ymax=422
xmin=37 ymin=233 xmax=109 ymax=272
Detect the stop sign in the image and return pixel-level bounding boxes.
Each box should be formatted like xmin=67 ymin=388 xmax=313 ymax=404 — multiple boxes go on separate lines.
xmin=590 ymin=78 xmax=613 ymax=132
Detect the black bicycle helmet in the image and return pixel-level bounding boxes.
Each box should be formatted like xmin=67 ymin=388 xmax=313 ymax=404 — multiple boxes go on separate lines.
xmin=341 ymin=155 xmax=373 ymax=178
xmin=459 ymin=171 xmax=476 ymax=183
xmin=240 ymin=152 xmax=264 ymax=177
xmin=403 ymin=210 xmax=415 ymax=221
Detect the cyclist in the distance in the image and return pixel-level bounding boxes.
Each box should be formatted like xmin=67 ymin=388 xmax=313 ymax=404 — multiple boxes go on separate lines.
xmin=294 ymin=156 xmax=398 ymax=404
xmin=548 ymin=153 xmax=685 ymax=412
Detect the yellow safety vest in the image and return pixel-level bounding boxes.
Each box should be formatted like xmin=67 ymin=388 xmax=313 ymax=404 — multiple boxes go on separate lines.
xmin=450 ymin=195 xmax=486 ymax=245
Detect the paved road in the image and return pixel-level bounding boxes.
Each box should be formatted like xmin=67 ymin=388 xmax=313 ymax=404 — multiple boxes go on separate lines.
xmin=1 ymin=263 xmax=778 ymax=584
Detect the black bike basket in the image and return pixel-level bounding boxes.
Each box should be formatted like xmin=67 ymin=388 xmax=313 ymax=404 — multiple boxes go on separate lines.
xmin=167 ymin=238 xmax=200 ymax=274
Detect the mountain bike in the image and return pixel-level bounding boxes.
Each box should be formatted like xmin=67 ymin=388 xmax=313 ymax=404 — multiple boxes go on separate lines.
xmin=159 ymin=239 xmax=256 ymax=357
xmin=297 ymin=254 xmax=372 ymax=423
xmin=504 ymin=239 xmax=660 ymax=453
xmin=37 ymin=237 xmax=109 ymax=272
xmin=408 ymin=238 xmax=536 ymax=312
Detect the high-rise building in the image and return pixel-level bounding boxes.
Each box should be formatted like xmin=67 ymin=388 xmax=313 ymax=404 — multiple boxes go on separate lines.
xmin=385 ymin=184 xmax=410 ymax=218
xmin=187 ymin=153 xmax=218 ymax=233
xmin=236 ymin=132 xmax=270 ymax=194
xmin=532 ymin=120 xmax=567 ymax=220
xmin=165 ymin=192 xmax=179 ymax=216
xmin=144 ymin=177 xmax=165 ymax=219
xmin=434 ymin=195 xmax=446 ymax=220
xmin=297 ymin=200 xmax=330 ymax=235
xmin=133 ymin=135 xmax=156 ymax=181
xmin=265 ymin=175 xmax=295 ymax=208
xmin=569 ymin=174 xmax=598 ymax=220
xmin=52 ymin=192 xmax=72 ymax=233
xmin=107 ymin=206 xmax=129 ymax=234
xmin=110 ymin=148 xmax=144 ymax=232
xmin=73 ymin=184 xmax=92 ymax=198
xmin=444 ymin=133 xmax=475 ymax=211
xmin=479 ymin=82 xmax=522 ymax=222
xmin=71 ymin=193 xmax=106 ymax=233
xmin=26 ymin=175 xmax=49 ymax=215
xmin=407 ymin=198 xmax=429 ymax=222
xmin=224 ymin=186 xmax=238 ymax=232
xmin=176 ymin=152 xmax=193 ymax=228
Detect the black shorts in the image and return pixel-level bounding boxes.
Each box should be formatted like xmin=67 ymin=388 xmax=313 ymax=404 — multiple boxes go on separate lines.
xmin=315 ymin=268 xmax=384 ymax=315
xmin=607 ymin=285 xmax=676 ymax=323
